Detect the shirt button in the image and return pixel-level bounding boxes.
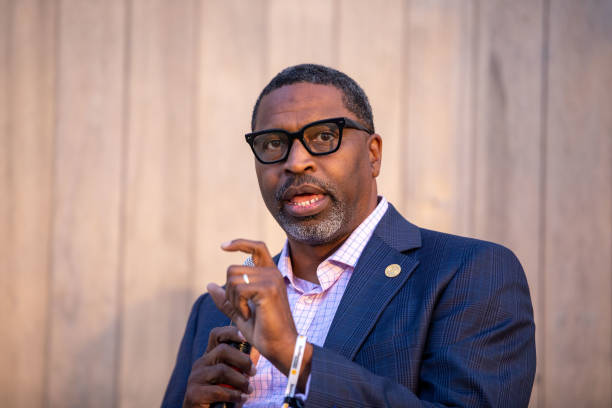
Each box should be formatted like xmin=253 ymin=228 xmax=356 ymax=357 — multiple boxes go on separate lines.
xmin=302 ymin=296 xmax=313 ymax=304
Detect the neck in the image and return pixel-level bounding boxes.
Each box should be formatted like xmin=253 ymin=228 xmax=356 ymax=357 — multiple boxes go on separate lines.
xmin=287 ymin=234 xmax=350 ymax=284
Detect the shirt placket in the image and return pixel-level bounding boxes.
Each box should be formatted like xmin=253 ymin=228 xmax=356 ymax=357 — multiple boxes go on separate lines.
xmin=294 ymin=291 xmax=320 ymax=338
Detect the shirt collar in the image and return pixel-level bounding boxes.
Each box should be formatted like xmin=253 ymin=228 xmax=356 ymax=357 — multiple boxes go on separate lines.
xmin=327 ymin=196 xmax=388 ymax=268
xmin=278 ymin=196 xmax=389 ymax=286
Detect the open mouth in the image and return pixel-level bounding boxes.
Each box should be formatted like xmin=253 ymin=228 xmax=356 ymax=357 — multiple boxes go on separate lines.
xmin=281 ymin=185 xmax=331 ymax=217
xmin=285 ymin=193 xmax=329 ymax=217
xmin=290 ymin=194 xmax=324 ymax=207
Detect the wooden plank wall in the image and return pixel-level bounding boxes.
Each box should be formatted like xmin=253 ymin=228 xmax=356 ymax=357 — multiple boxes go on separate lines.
xmin=1 ymin=1 xmax=611 ymax=407
xmin=1 ymin=1 xmax=55 ymax=407
xmin=48 ymin=1 xmax=125 ymax=406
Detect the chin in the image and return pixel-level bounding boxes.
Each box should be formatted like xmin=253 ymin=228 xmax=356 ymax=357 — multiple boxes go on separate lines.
xmin=276 ymin=205 xmax=348 ymax=246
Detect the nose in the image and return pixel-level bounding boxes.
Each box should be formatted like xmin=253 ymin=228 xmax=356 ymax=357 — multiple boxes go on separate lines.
xmin=283 ymin=138 xmax=316 ymax=174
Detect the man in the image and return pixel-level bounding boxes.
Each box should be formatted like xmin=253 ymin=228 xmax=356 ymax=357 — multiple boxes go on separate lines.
xmin=163 ymin=64 xmax=536 ymax=407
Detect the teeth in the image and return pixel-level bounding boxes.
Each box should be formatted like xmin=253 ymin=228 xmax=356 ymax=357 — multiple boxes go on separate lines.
xmin=294 ymin=196 xmax=321 ymax=207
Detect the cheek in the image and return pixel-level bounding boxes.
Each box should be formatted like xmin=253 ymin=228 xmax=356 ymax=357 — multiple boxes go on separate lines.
xmin=255 ymin=165 xmax=278 ymax=201
xmin=327 ymin=147 xmax=369 ymax=194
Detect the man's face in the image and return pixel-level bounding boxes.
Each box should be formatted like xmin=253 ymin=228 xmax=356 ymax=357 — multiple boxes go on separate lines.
xmin=252 ymin=83 xmax=381 ymax=246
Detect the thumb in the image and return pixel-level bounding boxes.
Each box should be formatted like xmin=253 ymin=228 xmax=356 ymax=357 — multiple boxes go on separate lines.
xmin=207 ymin=282 xmax=251 ymax=338
xmin=207 ymin=283 xmax=236 ymax=320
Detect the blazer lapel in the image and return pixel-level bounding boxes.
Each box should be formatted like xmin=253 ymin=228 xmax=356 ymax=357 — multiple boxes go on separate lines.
xmin=323 ymin=204 xmax=421 ymax=360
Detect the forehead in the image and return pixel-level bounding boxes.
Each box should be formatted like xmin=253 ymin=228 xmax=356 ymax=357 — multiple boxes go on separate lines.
xmin=254 ymin=83 xmax=352 ymax=131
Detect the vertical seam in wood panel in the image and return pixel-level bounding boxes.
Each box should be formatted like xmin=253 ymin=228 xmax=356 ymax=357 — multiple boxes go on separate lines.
xmin=258 ymin=0 xmax=271 ymax=238
xmin=262 ymin=0 xmax=270 ymax=79
xmin=190 ymin=0 xmax=201 ymax=299
xmin=468 ymin=0 xmax=480 ymax=237
xmin=398 ymin=0 xmax=410 ymax=212
xmin=113 ymin=0 xmax=132 ymax=405
xmin=609 ymin=20 xmax=612 ymax=400
xmin=538 ymin=0 xmax=550 ymax=406
xmin=3 ymin=0 xmax=13 ymax=217
xmin=43 ymin=1 xmax=61 ymax=406
xmin=1 ymin=1 xmax=9 ymax=271
xmin=4 ymin=0 xmax=15 ymax=253
xmin=331 ymin=0 xmax=340 ymax=68
xmin=263 ymin=0 xmax=270 ymax=95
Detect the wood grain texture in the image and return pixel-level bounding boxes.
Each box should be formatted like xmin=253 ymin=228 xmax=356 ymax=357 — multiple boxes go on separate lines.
xmin=402 ymin=0 xmax=476 ymax=235
xmin=47 ymin=0 xmax=126 ymax=406
xmin=543 ymin=0 xmax=612 ymax=405
xmin=195 ymin=0 xmax=270 ymax=291
xmin=1 ymin=1 xmax=611 ymax=406
xmin=337 ymin=0 xmax=405 ymax=209
xmin=267 ymin=0 xmax=336 ymax=70
xmin=471 ymin=2 xmax=544 ymax=405
xmin=0 ymin=1 xmax=55 ymax=406
xmin=117 ymin=1 xmax=197 ymax=406
xmin=0 ymin=5 xmax=6 ymax=348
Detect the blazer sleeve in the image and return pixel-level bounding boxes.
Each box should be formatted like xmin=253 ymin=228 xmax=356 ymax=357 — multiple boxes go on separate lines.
xmin=305 ymin=244 xmax=536 ymax=408
xmin=161 ymin=294 xmax=206 ymax=408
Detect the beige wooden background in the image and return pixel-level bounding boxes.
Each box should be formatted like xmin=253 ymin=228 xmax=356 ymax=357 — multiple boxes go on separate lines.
xmin=1 ymin=0 xmax=611 ymax=407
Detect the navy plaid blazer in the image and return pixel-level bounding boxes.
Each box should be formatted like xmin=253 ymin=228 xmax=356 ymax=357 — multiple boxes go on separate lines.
xmin=162 ymin=203 xmax=536 ymax=407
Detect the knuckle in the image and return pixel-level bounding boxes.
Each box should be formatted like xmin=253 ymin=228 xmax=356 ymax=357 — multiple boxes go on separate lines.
xmin=214 ymin=369 xmax=231 ymax=384
xmin=216 ymin=343 xmax=232 ymax=358
xmin=202 ymin=349 xmax=217 ymax=366
xmin=189 ymin=363 xmax=206 ymax=381
xmin=213 ymin=363 xmax=227 ymax=379
xmin=208 ymin=327 xmax=221 ymax=340
xmin=211 ymin=387 xmax=226 ymax=401
xmin=192 ymin=354 xmax=207 ymax=368
xmin=207 ymin=327 xmax=223 ymax=347
xmin=239 ymin=375 xmax=249 ymax=389
xmin=227 ymin=265 xmax=244 ymax=279
xmin=230 ymin=390 xmax=243 ymax=403
xmin=228 ymin=275 xmax=243 ymax=286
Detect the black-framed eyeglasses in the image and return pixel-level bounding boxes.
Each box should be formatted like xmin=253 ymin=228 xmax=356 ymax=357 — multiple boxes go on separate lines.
xmin=245 ymin=117 xmax=373 ymax=164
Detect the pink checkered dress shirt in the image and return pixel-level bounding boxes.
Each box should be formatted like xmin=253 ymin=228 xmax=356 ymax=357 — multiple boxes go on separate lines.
xmin=245 ymin=197 xmax=389 ymax=407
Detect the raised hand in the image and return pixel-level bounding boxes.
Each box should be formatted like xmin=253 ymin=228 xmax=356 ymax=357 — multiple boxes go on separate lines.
xmin=207 ymin=239 xmax=298 ymax=376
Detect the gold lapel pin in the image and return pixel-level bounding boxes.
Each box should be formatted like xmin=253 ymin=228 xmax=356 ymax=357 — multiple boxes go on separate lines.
xmin=385 ymin=264 xmax=401 ymax=278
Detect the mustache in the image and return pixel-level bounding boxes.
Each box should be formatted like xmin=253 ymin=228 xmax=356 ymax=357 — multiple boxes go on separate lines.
xmin=274 ymin=174 xmax=337 ymax=202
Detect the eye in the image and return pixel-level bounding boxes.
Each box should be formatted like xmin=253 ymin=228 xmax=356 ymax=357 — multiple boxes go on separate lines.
xmin=313 ymin=131 xmax=336 ymax=142
xmin=262 ymin=138 xmax=282 ymax=151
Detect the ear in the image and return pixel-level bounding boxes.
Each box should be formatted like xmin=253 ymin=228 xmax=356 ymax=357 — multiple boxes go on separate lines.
xmin=367 ymin=133 xmax=382 ymax=177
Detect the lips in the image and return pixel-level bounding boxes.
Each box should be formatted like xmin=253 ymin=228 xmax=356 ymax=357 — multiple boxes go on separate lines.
xmin=281 ymin=184 xmax=326 ymax=200
xmin=281 ymin=185 xmax=330 ymax=217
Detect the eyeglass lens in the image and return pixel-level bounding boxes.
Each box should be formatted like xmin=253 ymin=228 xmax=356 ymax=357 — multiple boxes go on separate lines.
xmin=252 ymin=122 xmax=341 ymax=162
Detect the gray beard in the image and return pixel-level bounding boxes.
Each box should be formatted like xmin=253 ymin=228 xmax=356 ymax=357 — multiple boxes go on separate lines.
xmin=275 ymin=198 xmax=349 ymax=245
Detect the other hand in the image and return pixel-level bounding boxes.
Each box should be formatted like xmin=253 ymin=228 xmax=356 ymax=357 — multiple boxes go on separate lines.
xmin=182 ymin=326 xmax=256 ymax=407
